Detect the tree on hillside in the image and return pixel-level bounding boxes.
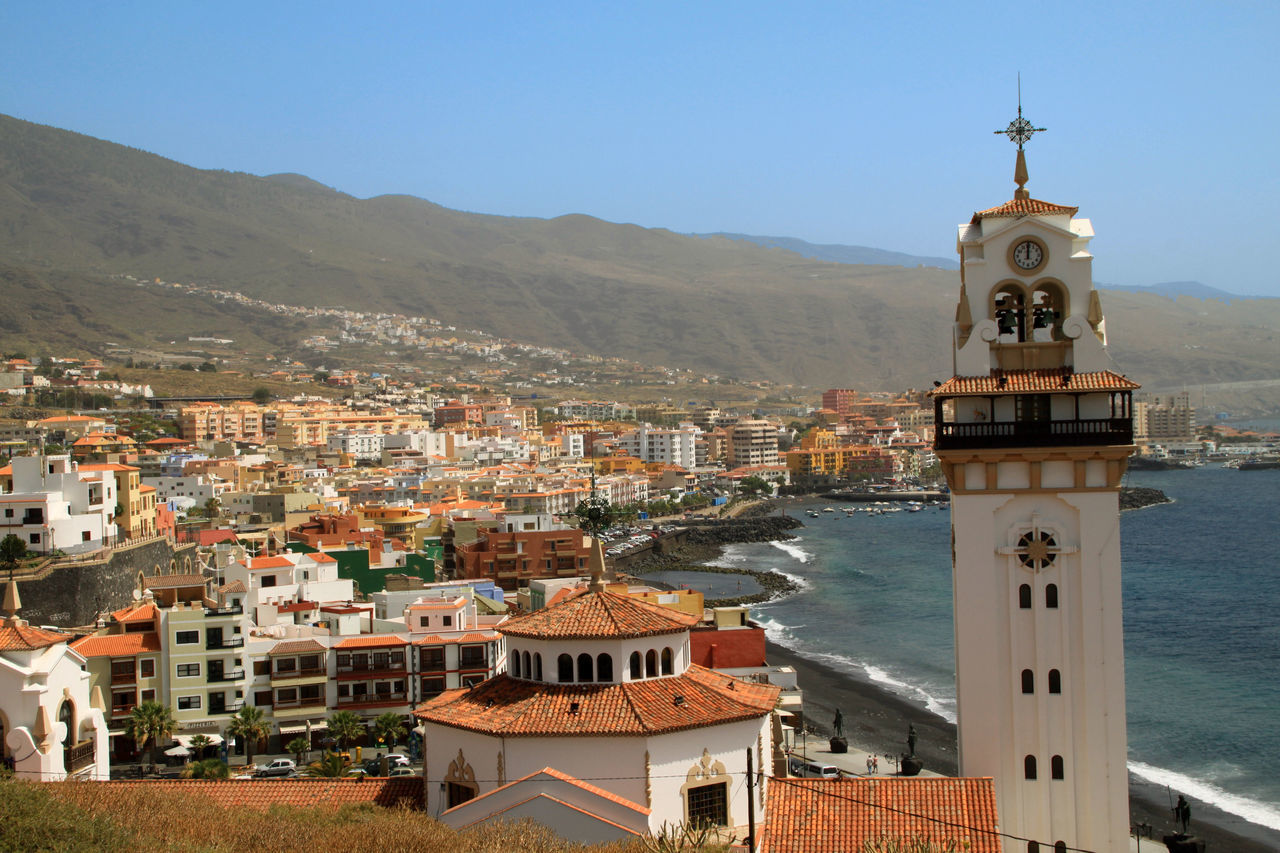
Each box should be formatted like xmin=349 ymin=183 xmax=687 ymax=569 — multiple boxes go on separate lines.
xmin=226 ymin=705 xmax=270 ymax=766
xmin=251 ymin=387 xmax=271 ymax=405
xmin=1 ymin=534 xmax=27 ymax=574
xmin=124 ymin=701 xmax=176 ymax=770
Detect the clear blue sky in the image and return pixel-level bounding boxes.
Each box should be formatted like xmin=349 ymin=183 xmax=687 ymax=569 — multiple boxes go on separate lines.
xmin=3 ymin=2 xmax=1277 ymax=294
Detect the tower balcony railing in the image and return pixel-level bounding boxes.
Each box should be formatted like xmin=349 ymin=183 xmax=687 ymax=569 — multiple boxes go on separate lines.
xmin=935 ymin=418 xmax=1132 ymax=450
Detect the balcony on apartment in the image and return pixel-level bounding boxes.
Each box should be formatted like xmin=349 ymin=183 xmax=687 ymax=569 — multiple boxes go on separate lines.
xmin=335 ymin=689 xmax=408 ymax=708
xmin=66 ymin=739 xmax=96 ymax=774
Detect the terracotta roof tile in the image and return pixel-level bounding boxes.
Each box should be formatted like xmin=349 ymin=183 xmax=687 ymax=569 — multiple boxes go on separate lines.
xmin=760 ymin=777 xmax=1001 ymax=853
xmin=411 ymin=632 xmax=500 ymax=646
xmin=414 ymin=665 xmax=778 ymax=737
xmin=111 ymin=602 xmax=159 ymax=623
xmin=70 ymin=631 xmax=161 ymax=657
xmin=0 ymin=619 xmax=71 ymax=651
xmin=501 ymin=590 xmax=699 ymax=641
xmin=142 ymin=573 xmax=206 ymax=590
xmin=972 ymin=197 xmax=1078 ymax=221
xmin=44 ymin=778 xmax=422 ymax=810
xmin=218 ymin=579 xmax=246 ymax=594
xmin=447 ymin=765 xmax=650 ymax=818
xmin=930 ymin=368 xmax=1139 ymax=397
xmin=270 ymin=638 xmax=327 ymax=656
xmin=334 ymin=635 xmax=409 ymax=649
xmin=248 ymin=555 xmax=295 ymax=569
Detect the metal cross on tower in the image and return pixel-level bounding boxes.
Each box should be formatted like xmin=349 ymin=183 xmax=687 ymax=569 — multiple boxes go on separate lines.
xmin=993 ymin=76 xmax=1046 ymax=150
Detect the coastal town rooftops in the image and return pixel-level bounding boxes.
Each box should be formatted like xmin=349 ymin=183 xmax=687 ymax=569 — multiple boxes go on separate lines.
xmin=111 ymin=602 xmax=159 ymax=623
xmin=334 ymin=635 xmax=408 ymax=649
xmin=70 ymin=631 xmax=162 ymax=657
xmin=414 ymin=664 xmax=778 ymax=737
xmin=500 ymin=590 xmax=699 ymax=641
xmin=760 ymin=777 xmax=1001 ymax=853
xmin=930 ymin=368 xmax=1140 ymax=398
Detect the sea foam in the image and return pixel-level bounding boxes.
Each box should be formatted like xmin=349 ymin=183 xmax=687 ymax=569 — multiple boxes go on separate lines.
xmin=1129 ymin=760 xmax=1280 ymax=833
xmin=769 ymin=539 xmax=813 ymax=564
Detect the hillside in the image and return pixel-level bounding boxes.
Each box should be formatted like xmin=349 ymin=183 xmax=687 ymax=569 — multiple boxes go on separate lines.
xmin=2 ymin=112 xmax=1280 ymax=394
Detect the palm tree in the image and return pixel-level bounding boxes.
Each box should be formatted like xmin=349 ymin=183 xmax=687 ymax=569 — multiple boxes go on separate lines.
xmin=125 ymin=701 xmax=176 ymax=770
xmin=285 ymin=735 xmax=311 ymax=766
xmin=326 ymin=710 xmax=364 ymax=753
xmin=187 ymin=733 xmax=213 ymax=760
xmin=302 ymin=752 xmax=354 ymax=778
xmin=226 ymin=705 xmax=270 ymax=767
xmin=181 ymin=758 xmax=230 ymax=779
xmin=372 ymin=712 xmax=406 ymax=752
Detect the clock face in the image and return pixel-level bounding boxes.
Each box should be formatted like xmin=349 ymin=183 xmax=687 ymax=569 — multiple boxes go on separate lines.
xmin=1012 ymin=239 xmax=1044 ymax=271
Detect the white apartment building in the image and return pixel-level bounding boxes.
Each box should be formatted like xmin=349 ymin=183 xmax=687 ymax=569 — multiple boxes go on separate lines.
xmin=614 ymin=423 xmax=700 ymax=468
xmin=1 ymin=455 xmax=116 ymax=554
xmin=326 ymin=430 xmax=386 ymax=461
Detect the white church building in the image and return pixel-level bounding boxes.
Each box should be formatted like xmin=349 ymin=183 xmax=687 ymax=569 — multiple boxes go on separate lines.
xmin=415 ymin=552 xmax=780 ymax=842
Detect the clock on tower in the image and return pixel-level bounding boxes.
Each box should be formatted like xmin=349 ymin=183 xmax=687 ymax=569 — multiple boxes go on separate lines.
xmin=930 ymin=104 xmax=1138 ymax=853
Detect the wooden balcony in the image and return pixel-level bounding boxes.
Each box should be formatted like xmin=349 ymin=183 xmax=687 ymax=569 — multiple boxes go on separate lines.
xmin=935 ymin=418 xmax=1133 ymax=451
xmin=336 ymin=692 xmax=408 ymax=707
xmin=66 ymin=739 xmax=95 ymax=773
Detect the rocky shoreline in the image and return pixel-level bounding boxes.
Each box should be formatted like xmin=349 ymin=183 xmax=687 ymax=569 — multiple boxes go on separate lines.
xmin=1120 ymin=485 xmax=1173 ymax=511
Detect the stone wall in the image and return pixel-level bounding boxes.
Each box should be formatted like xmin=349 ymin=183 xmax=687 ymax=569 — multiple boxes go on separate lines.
xmin=15 ymin=538 xmax=198 ymax=627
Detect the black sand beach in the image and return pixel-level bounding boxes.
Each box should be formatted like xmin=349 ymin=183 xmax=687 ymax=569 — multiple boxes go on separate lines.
xmin=766 ymin=639 xmax=1280 ymax=852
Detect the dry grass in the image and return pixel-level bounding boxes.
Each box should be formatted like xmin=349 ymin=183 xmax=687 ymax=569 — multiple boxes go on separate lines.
xmin=9 ymin=780 xmax=681 ymax=853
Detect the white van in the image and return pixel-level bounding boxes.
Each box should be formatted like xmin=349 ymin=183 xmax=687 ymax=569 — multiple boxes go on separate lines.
xmin=788 ymin=756 xmax=841 ymax=778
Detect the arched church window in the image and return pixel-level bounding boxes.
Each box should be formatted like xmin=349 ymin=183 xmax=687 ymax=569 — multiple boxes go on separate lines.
xmin=596 ymin=653 xmax=613 ymax=682
xmin=1027 ymin=844 xmax=1039 ymax=853
xmin=534 ymin=653 xmax=543 ymax=681
xmin=645 ymin=650 xmax=657 ymax=678
xmin=1021 ymin=669 xmax=1034 ymax=694
xmin=1018 ymin=584 xmax=1032 ymax=609
xmin=577 ymin=653 xmax=594 ymax=683
xmin=511 ymin=651 xmax=521 ymax=678
xmin=661 ymin=647 xmax=673 ymax=675
xmin=1051 ymin=755 xmax=1065 ymax=780
xmin=1048 ymin=669 xmax=1062 ymax=694
xmin=1054 ymin=842 xmax=1067 ymax=853
xmin=523 ymin=651 xmax=532 ymax=679
xmin=557 ymin=654 xmax=573 ymax=683
xmin=58 ymin=700 xmax=75 ymax=750
xmin=993 ymin=285 xmax=1028 ymax=342
xmin=1030 ymin=282 xmax=1068 ymax=342
xmin=1024 ymin=755 xmax=1037 ymax=780
xmin=629 ymin=651 xmax=642 ymax=679
xmin=1045 ymin=583 xmax=1059 ymax=608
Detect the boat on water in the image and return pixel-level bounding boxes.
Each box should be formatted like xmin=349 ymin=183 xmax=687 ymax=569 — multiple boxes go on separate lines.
xmin=822 ymin=507 xmax=835 ymax=513
xmin=1236 ymin=457 xmax=1280 ymax=471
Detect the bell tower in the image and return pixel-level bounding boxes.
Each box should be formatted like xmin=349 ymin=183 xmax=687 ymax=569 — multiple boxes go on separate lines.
xmin=930 ymin=104 xmax=1136 ymax=853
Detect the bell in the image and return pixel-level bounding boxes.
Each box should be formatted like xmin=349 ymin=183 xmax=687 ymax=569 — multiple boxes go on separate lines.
xmin=997 ymin=310 xmax=1019 ymax=335
xmin=1032 ymin=307 xmax=1055 ymax=329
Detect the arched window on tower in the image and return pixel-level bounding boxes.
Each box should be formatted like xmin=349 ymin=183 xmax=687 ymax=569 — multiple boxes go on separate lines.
xmin=1019 ymin=584 xmax=1032 ymax=609
xmin=645 ymin=650 xmax=657 ymax=678
xmin=1051 ymin=755 xmax=1065 ymax=780
xmin=1024 ymin=755 xmax=1037 ymax=780
xmin=1027 ymin=844 xmax=1040 ymax=853
xmin=596 ymin=653 xmax=613 ymax=682
xmin=577 ymin=653 xmax=594 ymax=683
xmin=557 ymin=654 xmax=573 ymax=683
xmin=534 ymin=653 xmax=543 ymax=681
xmin=1030 ymin=282 xmax=1068 ymax=342
xmin=993 ymin=285 xmax=1028 ymax=343
xmin=629 ymin=651 xmax=642 ymax=679
xmin=1045 ymin=583 xmax=1059 ymax=608
xmin=511 ymin=651 xmax=521 ymax=678
xmin=1048 ymin=669 xmax=1062 ymax=694
xmin=1054 ymin=843 xmax=1067 ymax=853
xmin=1021 ymin=669 xmax=1034 ymax=694
xmin=661 ymin=647 xmax=673 ymax=675
xmin=522 ymin=651 xmax=531 ymax=680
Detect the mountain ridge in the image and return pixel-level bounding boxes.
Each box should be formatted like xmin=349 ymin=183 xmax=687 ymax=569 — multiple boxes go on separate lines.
xmin=2 ymin=111 xmax=1280 ymax=393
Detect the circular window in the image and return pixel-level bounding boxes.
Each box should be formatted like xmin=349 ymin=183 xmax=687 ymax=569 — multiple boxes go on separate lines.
xmin=1018 ymin=530 xmax=1057 ymax=570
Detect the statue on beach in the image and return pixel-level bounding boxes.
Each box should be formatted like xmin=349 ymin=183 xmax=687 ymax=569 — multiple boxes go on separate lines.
xmin=906 ymin=724 xmax=917 ymax=758
xmin=1173 ymin=794 xmax=1191 ymax=835
xmin=833 ymin=709 xmax=844 ymax=738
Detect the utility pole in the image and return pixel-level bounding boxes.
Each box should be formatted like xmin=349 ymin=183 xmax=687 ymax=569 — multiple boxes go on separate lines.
xmin=745 ymin=747 xmax=755 ymax=852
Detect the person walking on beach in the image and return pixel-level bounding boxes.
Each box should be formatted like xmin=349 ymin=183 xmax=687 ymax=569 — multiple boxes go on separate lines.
xmin=872 ymin=755 xmax=879 ymax=774
xmin=865 ymin=755 xmax=872 ymax=774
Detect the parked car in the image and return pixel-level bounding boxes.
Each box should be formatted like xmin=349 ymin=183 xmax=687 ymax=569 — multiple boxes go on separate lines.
xmin=388 ymin=766 xmax=416 ymax=777
xmin=254 ymin=758 xmax=297 ymax=778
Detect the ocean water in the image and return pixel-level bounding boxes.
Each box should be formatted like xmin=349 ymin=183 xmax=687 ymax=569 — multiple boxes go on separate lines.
xmin=699 ymin=469 xmax=1280 ymax=833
